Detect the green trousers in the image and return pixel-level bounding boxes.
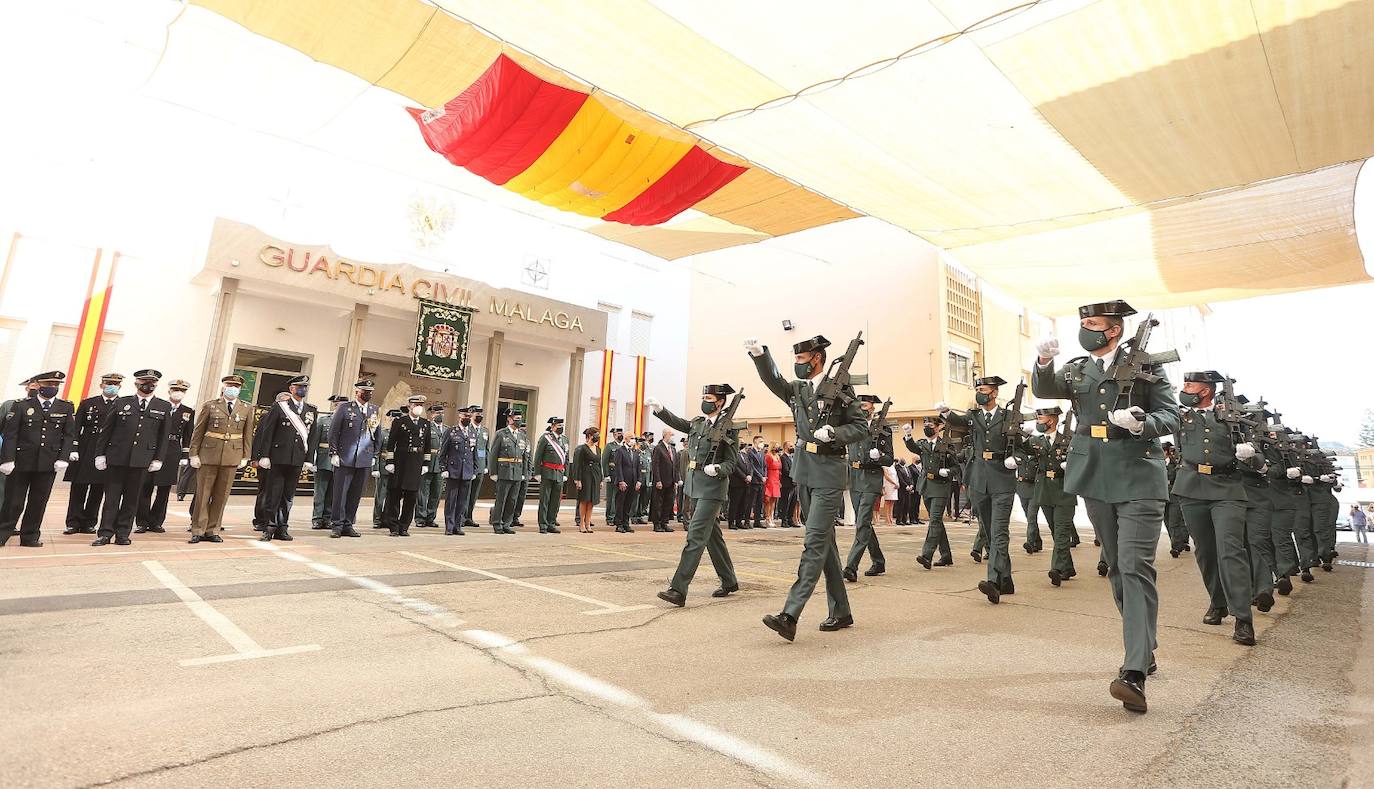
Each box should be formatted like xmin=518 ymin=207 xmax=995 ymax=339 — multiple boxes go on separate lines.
xmin=1017 ymin=480 xmax=1041 ymax=550
xmin=1178 ymin=496 xmax=1253 ymax=624
xmin=1292 ymin=499 xmax=1319 ymax=570
xmin=1269 ymin=505 xmax=1299 ymax=577
xmin=372 ymin=473 xmax=389 ymax=525
xmin=1039 ymin=501 xmax=1077 ymax=576
xmin=1164 ymin=496 xmax=1189 ymax=553
xmin=537 ymin=477 xmax=563 ymax=530
xmin=971 ymin=490 xmax=1014 ymax=585
xmin=1243 ymin=490 xmax=1275 ymax=597
xmin=310 ymin=469 xmax=333 ymax=526
xmin=972 ymin=512 xmax=988 ymax=555
xmin=604 ymin=479 xmax=618 ymax=523
xmin=783 ymin=486 xmax=851 ymax=622
xmin=845 ymin=489 xmax=884 ymax=572
xmin=1082 ymin=497 xmax=1163 ymax=675
xmin=669 ymin=497 xmax=737 ymax=596
xmin=491 ymin=479 xmax=523 ymax=528
xmin=920 ymin=496 xmax=952 ymax=562
xmin=1311 ymin=493 xmax=1338 ymax=562
xmin=415 ymin=472 xmax=442 ymax=525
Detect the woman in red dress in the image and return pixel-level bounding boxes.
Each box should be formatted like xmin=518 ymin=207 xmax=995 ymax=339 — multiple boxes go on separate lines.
xmin=763 ymin=444 xmax=783 ymax=526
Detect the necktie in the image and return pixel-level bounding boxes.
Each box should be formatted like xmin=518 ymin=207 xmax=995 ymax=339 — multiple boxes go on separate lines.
xmin=42 ymin=400 xmax=50 ymax=412
xmin=140 ymin=399 xmax=148 ymax=412
xmin=1095 ymin=357 xmax=1105 ymax=373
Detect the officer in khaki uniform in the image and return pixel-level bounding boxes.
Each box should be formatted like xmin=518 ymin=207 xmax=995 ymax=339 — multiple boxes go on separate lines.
xmin=843 ymin=394 xmax=893 ymax=581
xmin=532 ymin=416 xmax=569 ymax=533
xmin=1032 ymin=300 xmax=1179 ymax=714
xmin=1173 ymin=370 xmax=1257 ymax=647
xmin=188 ymin=374 xmax=255 ymax=542
xmin=1027 ymin=406 xmax=1078 ymax=586
xmin=488 ymin=412 xmax=531 ymax=534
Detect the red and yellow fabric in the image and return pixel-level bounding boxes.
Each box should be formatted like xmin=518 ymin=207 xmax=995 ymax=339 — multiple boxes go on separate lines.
xmin=632 ymin=355 xmax=647 ymax=436
xmin=64 ymin=249 xmax=119 ymax=401
xmin=596 ymin=349 xmax=614 ymax=439
xmin=410 ymin=55 xmax=745 ymax=226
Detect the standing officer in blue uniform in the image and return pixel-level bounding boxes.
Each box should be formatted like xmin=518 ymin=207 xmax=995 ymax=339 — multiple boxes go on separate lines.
xmin=0 ymin=371 xmax=75 ymax=547
xmin=438 ymin=406 xmax=479 ymax=535
xmin=254 ymin=374 xmax=317 ymax=542
xmin=63 ymin=372 xmax=122 ymax=535
xmin=92 ymin=369 xmax=171 ymax=546
xmin=327 ymin=379 xmax=379 ymax=539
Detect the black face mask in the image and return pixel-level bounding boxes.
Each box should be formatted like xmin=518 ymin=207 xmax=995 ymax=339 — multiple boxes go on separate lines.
xmin=37 ymin=385 xmax=58 ymax=399
xmin=1079 ymin=326 xmax=1110 ymax=352
xmin=359 ymin=390 xmax=373 ymax=402
xmin=701 ymin=400 xmax=718 ymax=415
xmin=975 ymin=392 xmax=992 ymax=406
xmin=1035 ymin=422 xmax=1050 ymax=433
xmin=293 ymin=386 xmax=309 ymax=397
xmin=923 ymin=426 xmax=936 ymax=437
xmin=137 ymin=382 xmax=156 ymax=395
xmin=460 ymin=417 xmax=471 ymax=425
xmin=474 ymin=415 xmax=483 ymax=424
xmin=554 ymin=425 xmax=563 ymax=434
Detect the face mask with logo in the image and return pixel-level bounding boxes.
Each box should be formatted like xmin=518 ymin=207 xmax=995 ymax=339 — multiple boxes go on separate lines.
xmin=102 ymin=384 xmax=119 ymax=397
xmin=223 ymin=386 xmax=240 ymax=399
xmin=137 ymin=382 xmax=156 ymax=395
xmin=975 ymin=392 xmax=992 ymax=406
xmin=1079 ymin=325 xmax=1110 ymax=352
xmin=701 ymin=400 xmax=718 ymax=415
xmin=37 ymin=385 xmax=58 ymax=399
xmin=1179 ymin=391 xmax=1202 ymax=408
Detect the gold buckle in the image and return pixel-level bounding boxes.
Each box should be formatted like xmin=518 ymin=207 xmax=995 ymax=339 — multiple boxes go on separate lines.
xmin=1046 ymin=470 xmax=1057 ymax=479
xmin=851 ymin=461 xmax=860 ymax=469
xmin=1091 ymin=424 xmax=1108 ymax=439
xmin=805 ymin=442 xmax=818 ymax=453
xmin=688 ymin=460 xmax=697 ymax=469
xmin=1198 ymin=464 xmax=1212 ymax=475
xmin=982 ymin=451 xmax=993 ymax=460
xmin=926 ymin=472 xmax=935 ymax=480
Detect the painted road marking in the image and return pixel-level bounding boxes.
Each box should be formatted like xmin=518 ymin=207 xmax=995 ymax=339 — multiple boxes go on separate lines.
xmin=399 ymin=551 xmax=653 ymax=616
xmin=142 ymin=560 xmax=321 ymax=667
xmin=0 ymin=546 xmax=262 ymax=561
xmin=571 ymin=544 xmax=793 ymax=584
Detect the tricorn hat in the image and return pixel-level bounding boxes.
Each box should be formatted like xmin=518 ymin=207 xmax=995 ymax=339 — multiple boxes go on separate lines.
xmin=702 ymin=383 xmax=736 ymax=396
xmin=974 ymin=375 xmax=1007 ymax=388
xmin=1183 ymin=370 xmax=1226 ymax=383
xmin=857 ymin=394 xmax=882 ymax=403
xmin=791 ymin=335 xmax=830 ymax=355
xmin=1078 ymin=300 xmax=1137 ymax=319
xmin=547 ymin=416 xmax=564 ymax=424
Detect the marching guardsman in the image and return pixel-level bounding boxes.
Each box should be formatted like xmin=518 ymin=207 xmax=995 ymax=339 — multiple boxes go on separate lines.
xmin=0 ymin=371 xmax=76 ymax=547
xmin=92 ymin=369 xmax=172 ymax=546
xmin=1033 ymin=299 xmax=1180 ymax=714
xmin=382 ymin=395 xmax=432 ymax=537
xmin=372 ymin=409 xmax=402 ymax=528
xmin=1236 ymin=406 xmax=1278 ymax=615
xmin=309 ymin=395 xmax=348 ymax=530
xmin=437 ymin=406 xmax=479 ymax=535
xmin=253 ymin=374 xmax=318 ymax=542
xmin=463 ymin=405 xmax=489 ymax=529
xmin=843 ymin=394 xmax=893 ymax=581
xmin=1261 ymin=423 xmax=1301 ymax=596
xmin=937 ymin=375 xmax=1019 ymax=604
xmin=187 ymin=375 xmax=255 ymax=543
xmin=1162 ymin=443 xmax=1190 ymax=557
xmin=487 ymin=410 xmax=530 ymax=534
xmin=1303 ymin=437 xmax=1341 ymax=572
xmin=647 ymin=386 xmax=742 ymax=605
xmin=1289 ymin=433 xmax=1322 ymax=580
xmin=415 ymin=404 xmax=447 ymax=528
xmin=1173 ymin=371 xmax=1257 ymax=647
xmin=601 ymin=426 xmax=624 ymax=526
xmin=135 ymin=378 xmax=193 ymax=534
xmin=63 ymin=371 xmax=123 ymax=535
xmin=327 ymin=380 xmax=380 ymax=538
xmin=1014 ymin=418 xmax=1043 ymax=555
xmin=746 ymin=334 xmax=864 ymax=641
xmin=1027 ymin=406 xmax=1078 ymax=586
xmin=902 ymin=415 xmax=955 ymax=569
xmin=533 ymin=416 xmax=569 ymax=534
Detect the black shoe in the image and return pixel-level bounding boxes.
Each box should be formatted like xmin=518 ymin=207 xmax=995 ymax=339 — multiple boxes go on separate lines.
xmin=79 ymin=527 xmax=96 ymax=534
xmin=329 ymin=531 xmax=342 ymax=539
xmin=819 ymin=615 xmax=853 ymax=632
xmin=971 ymin=550 xmax=982 ymax=563
xmin=311 ymin=523 xmax=328 ymax=530
xmin=1255 ymin=591 xmax=1275 ymax=613
xmin=18 ymin=540 xmax=43 ymax=548
xmin=539 ymin=528 xmax=549 ymax=534
xmin=464 ymin=520 xmax=478 ymax=528
xmin=916 ymin=555 xmax=932 ymax=570
xmin=1277 ymin=576 xmax=1293 ymax=596
xmin=259 ymin=532 xmax=273 ymax=542
xmin=91 ymin=537 xmax=111 ymax=546
xmin=1064 ymin=568 xmax=1078 ymax=579
xmin=147 ymin=525 xmax=165 ymax=533
xmin=206 ymin=535 xmax=223 ymax=543
xmin=1321 ymin=563 xmax=1333 ymax=572
xmin=276 ymin=532 xmax=294 ymax=542
xmin=188 ymin=535 xmax=202 ymax=544
xmin=1049 ymin=569 xmax=1062 ymax=587
xmin=1202 ymin=607 xmax=1227 ymax=625
xmin=115 ymin=538 xmax=132 ymax=546
xmin=1233 ymin=620 xmax=1256 ymax=646
xmin=863 ymin=565 xmax=884 ymax=577
xmin=623 ymin=526 xmax=634 ymax=533
xmin=63 ymin=526 xmax=80 ymax=535
xmin=763 ymin=612 xmax=797 ymax=642
xmin=657 ymin=588 xmax=686 ymax=607
xmin=547 ymin=526 xmax=561 ymax=534
xmin=1023 ymin=542 xmax=1033 ymax=555
xmin=1301 ymin=570 xmax=1314 ymax=583
xmin=977 ymin=580 xmax=1000 ymax=604
xmin=1169 ymin=549 xmax=1180 ymax=558
xmin=503 ymin=527 xmax=516 ymax=535
xmin=134 ymin=526 xmax=148 ymax=534
xmin=842 ymin=567 xmax=858 ymax=583
xmin=711 ymin=584 xmax=739 ymax=598
xmin=1110 ymin=672 xmax=1147 ymax=713
xmin=935 ymin=557 xmax=954 ymax=567
xmin=1000 ymin=577 xmax=1015 ymax=596
xmin=1093 ymin=538 xmax=1101 ymax=547
xmin=1070 ymin=540 xmax=1080 ymax=548
xmin=342 ymin=529 xmax=361 ymax=538
xmin=1097 ymin=562 xmax=1109 ymax=577
xmin=728 ymin=524 xmax=737 ymax=530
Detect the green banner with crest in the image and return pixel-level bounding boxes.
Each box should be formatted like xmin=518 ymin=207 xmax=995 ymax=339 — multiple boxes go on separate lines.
xmin=412 ymin=298 xmax=476 ymax=381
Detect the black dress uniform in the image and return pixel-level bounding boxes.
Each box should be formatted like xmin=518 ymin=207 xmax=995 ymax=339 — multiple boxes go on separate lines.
xmin=0 ymin=372 xmax=76 ymax=547
xmin=136 ymin=381 xmax=193 ymax=533
xmin=93 ymin=370 xmax=172 ymax=545
xmin=63 ymin=374 xmax=122 ymax=534
xmin=255 ymin=376 xmax=318 ymax=541
xmin=384 ymin=397 xmax=432 ymax=536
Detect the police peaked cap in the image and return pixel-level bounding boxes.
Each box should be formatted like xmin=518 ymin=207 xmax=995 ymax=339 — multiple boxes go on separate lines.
xmin=328 ymin=394 xmax=349 ymax=403
xmin=467 ymin=404 xmax=483 ymax=411
xmin=353 ymin=379 xmax=375 ymax=390
xmin=1183 ymin=370 xmax=1226 ymax=383
xmin=133 ymin=369 xmax=163 ymax=381
xmin=1035 ymin=406 xmax=1063 ymax=416
xmin=34 ymin=370 xmax=66 ymax=384
xmin=1078 ymin=300 xmax=1137 ymax=318
xmin=287 ymin=374 xmax=310 ymax=386
xmin=385 ymin=408 xmax=404 ymax=418
xmin=221 ymin=374 xmax=245 ymax=386
xmin=702 ymin=383 xmax=735 ymax=396
xmin=167 ymin=379 xmax=190 ymax=390
xmin=791 ymin=335 xmax=830 ymax=354
xmin=974 ymin=375 xmax=1007 ymax=387
xmin=428 ymin=403 xmax=445 ymax=412
xmin=100 ymin=372 xmax=125 ymax=383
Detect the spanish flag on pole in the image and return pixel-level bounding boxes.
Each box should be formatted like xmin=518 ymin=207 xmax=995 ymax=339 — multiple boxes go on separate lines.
xmin=64 ymin=249 xmax=118 ymax=400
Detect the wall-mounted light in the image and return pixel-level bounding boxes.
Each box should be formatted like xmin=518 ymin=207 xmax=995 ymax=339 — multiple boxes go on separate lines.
xmin=781 ymin=319 xmax=794 ymax=331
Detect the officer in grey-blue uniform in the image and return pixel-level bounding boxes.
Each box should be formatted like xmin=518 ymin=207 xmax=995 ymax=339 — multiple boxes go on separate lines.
xmin=327 ymin=379 xmax=381 ymax=538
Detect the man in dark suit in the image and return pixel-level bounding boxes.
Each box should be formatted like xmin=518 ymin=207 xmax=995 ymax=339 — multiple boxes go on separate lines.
xmin=62 ymin=372 xmax=122 ymax=534
xmin=254 ymin=374 xmax=318 ymax=542
xmin=746 ymin=436 xmax=767 ymax=528
xmin=0 ymin=370 xmax=76 ymax=547
xmin=611 ymin=436 xmax=640 ymax=533
xmin=779 ymin=442 xmax=796 ymax=527
xmin=894 ymin=458 xmax=911 ymax=525
xmin=650 ymin=429 xmax=678 ymax=532
xmin=383 ymin=394 xmax=432 ymax=537
xmin=92 ymin=369 xmax=172 ymax=546
xmin=727 ymin=444 xmax=749 ymax=529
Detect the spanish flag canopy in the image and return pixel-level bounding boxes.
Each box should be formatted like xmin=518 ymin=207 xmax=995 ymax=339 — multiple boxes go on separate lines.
xmin=409 ymin=55 xmax=746 ymax=226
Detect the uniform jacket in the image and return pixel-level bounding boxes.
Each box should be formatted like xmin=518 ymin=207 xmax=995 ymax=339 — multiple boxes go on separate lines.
xmin=903 ymin=436 xmax=953 ymax=498
xmin=1029 ymin=432 xmax=1075 ymax=507
xmin=637 ymin=446 xmax=652 ymax=485
xmin=190 ymin=397 xmax=256 ymax=467
xmin=471 ymin=423 xmax=490 ymax=471
xmin=1260 ymin=440 xmax=1300 ymax=511
xmin=601 ymin=439 xmax=622 ymax=481
xmin=328 ymin=400 xmax=382 ymax=469
xmin=652 ymin=440 xmax=678 ymax=488
xmin=1031 ymin=348 xmax=1178 ymax=503
xmin=488 ymin=426 xmax=531 ymax=481
xmin=611 ymin=443 xmax=640 ymax=488
xmin=730 ymin=450 xmax=749 ymax=490
xmin=385 ymin=414 xmax=432 ymax=491
xmin=1 ymin=395 xmax=76 ymax=470
xmin=151 ymin=403 xmax=194 ymax=485
xmin=1172 ymin=408 xmax=1246 ymax=501
xmin=674 ymin=443 xmax=690 ymax=486
xmin=373 ymin=428 xmax=391 ymax=480
xmin=751 ymin=347 xmax=867 ymax=490
xmin=780 ymin=452 xmax=794 ymax=488
xmin=533 ymin=430 xmax=570 ymax=483
xmin=95 ymin=395 xmax=172 ymax=468
xmin=847 ymin=422 xmax=893 ymax=496
xmin=439 ymin=423 xmax=480 ymax=480
xmin=255 ymin=398 xmax=319 ymax=467
xmin=65 ymin=395 xmax=119 ymax=483
xmin=943 ymin=406 xmax=1018 ymax=495
xmin=421 ymin=422 xmax=446 ymax=476
xmin=310 ymin=412 xmax=334 ymax=470
xmin=654 ymin=406 xmax=743 ymax=502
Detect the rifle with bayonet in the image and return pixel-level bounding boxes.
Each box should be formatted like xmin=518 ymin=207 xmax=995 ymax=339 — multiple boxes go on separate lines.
xmin=814 ymin=331 xmax=864 ymax=424
xmin=706 ymin=388 xmax=746 ymax=466
xmin=1110 ymin=312 xmax=1180 ymax=410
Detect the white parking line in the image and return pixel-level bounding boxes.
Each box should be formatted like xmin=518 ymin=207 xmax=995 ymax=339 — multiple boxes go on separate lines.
xmin=398 ymin=551 xmax=653 ymax=616
xmin=142 ymin=560 xmax=321 ymax=667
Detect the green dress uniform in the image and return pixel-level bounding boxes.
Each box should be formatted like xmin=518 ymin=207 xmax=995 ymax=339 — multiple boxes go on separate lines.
xmin=415 ymin=417 xmax=446 ymax=527
xmin=1305 ymin=447 xmax=1340 ymax=567
xmin=601 ymin=435 xmax=622 ymax=524
xmin=572 ymin=442 xmax=601 ymax=504
xmin=1237 ymin=443 xmax=1276 ymax=608
xmin=534 ymin=422 xmax=570 ymax=532
xmin=844 ymin=408 xmax=892 ymax=577
xmin=943 ymin=386 xmax=1019 ymax=598
xmin=1015 ymin=439 xmax=1043 ymax=553
xmin=1032 ymin=305 xmax=1180 ymax=683
xmin=903 ymin=431 xmax=955 ymax=566
xmin=1290 ymin=447 xmax=1321 ymax=574
xmin=1262 ymin=434 xmax=1302 ymax=586
xmin=1173 ymin=399 xmax=1254 ymax=631
xmin=1163 ymin=454 xmax=1190 ymax=555
xmin=488 ymin=425 xmax=531 ymax=533
xmin=1028 ymin=416 xmax=1078 ymax=583
xmin=309 ymin=408 xmax=334 ymax=529
xmin=750 ymin=339 xmax=865 ymax=629
xmin=372 ymin=421 xmax=394 ymax=527
xmin=635 ymin=443 xmax=653 ymax=520
xmin=653 ymin=395 xmax=741 ymax=600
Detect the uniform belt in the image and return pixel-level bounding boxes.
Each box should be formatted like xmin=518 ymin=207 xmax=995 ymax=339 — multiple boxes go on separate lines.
xmin=851 ymin=461 xmax=861 ymax=469
xmin=497 ymin=457 xmax=520 ymax=462
xmin=542 ymin=462 xmax=565 ymax=471
xmin=800 ymin=440 xmax=844 ymax=456
xmin=205 ymin=431 xmax=242 ymax=440
xmin=1045 ymin=470 xmax=1057 ymax=479
xmin=980 ymin=450 xmax=1007 ymax=461
xmin=318 ymin=443 xmax=329 ymax=448
xmin=925 ymin=472 xmax=937 ymax=480
xmin=688 ymin=460 xmax=698 ymax=469
xmin=1188 ymin=461 xmax=1237 ymax=476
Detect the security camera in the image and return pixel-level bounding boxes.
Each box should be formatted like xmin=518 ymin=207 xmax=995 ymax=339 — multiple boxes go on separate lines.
xmin=781 ymin=320 xmax=795 ymax=331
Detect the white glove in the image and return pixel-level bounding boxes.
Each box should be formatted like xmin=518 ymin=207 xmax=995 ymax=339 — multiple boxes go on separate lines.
xmin=303 ymin=462 xmax=316 ymax=473
xmin=330 ymin=454 xmax=341 ymax=467
xmin=646 ymin=396 xmax=663 ymax=413
xmin=1108 ymin=407 xmax=1145 ymax=434
xmin=1234 ymin=442 xmax=1257 ymax=460
xmin=813 ymin=425 xmax=835 ymax=443
xmin=704 ymin=464 xmax=720 ymax=477
xmin=938 ymin=468 xmax=950 ymax=478
xmin=258 ymin=458 xmax=271 ymax=470
xmin=441 ymin=470 xmax=448 ymax=478
xmin=0 ymin=462 xmax=13 ymax=476
xmin=1057 ymin=461 xmax=1066 ymax=470
xmin=419 ymin=466 xmax=427 ymax=474
xmin=371 ymin=470 xmax=380 ymax=478
xmin=603 ymin=476 xmax=611 ymax=483
xmin=385 ymin=463 xmax=395 ymax=473
xmin=933 ymin=401 xmax=949 ymax=413
xmin=743 ymin=337 xmax=764 ymax=357
xmin=95 ymin=456 xmax=107 ymax=471
xmin=869 ymin=448 xmax=881 ymax=459
xmin=1286 ymin=467 xmax=1300 ymax=479
xmin=1319 ymin=474 xmax=1335 ymax=483
xmin=69 ymin=451 xmax=79 ymax=462
xmin=236 ymin=459 xmax=247 ymax=469
xmin=1036 ymin=336 xmax=1060 ymax=360
xmin=902 ymin=423 xmax=913 ymax=436
xmin=1301 ymin=475 xmax=1314 ymax=484
xmin=1004 ymin=457 xmax=1018 ymax=470
xmin=190 ymin=456 xmax=202 ymax=469
xmin=489 ymin=473 xmax=497 ymax=481
xmin=1334 ymin=484 xmax=1343 ymax=492
xmin=532 ymin=475 xmax=540 ymax=483
xmin=148 ymin=460 xmax=163 ymax=473
xmin=54 ymin=460 xmax=68 ymax=472
xmin=179 ymin=458 xmax=188 ymax=467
